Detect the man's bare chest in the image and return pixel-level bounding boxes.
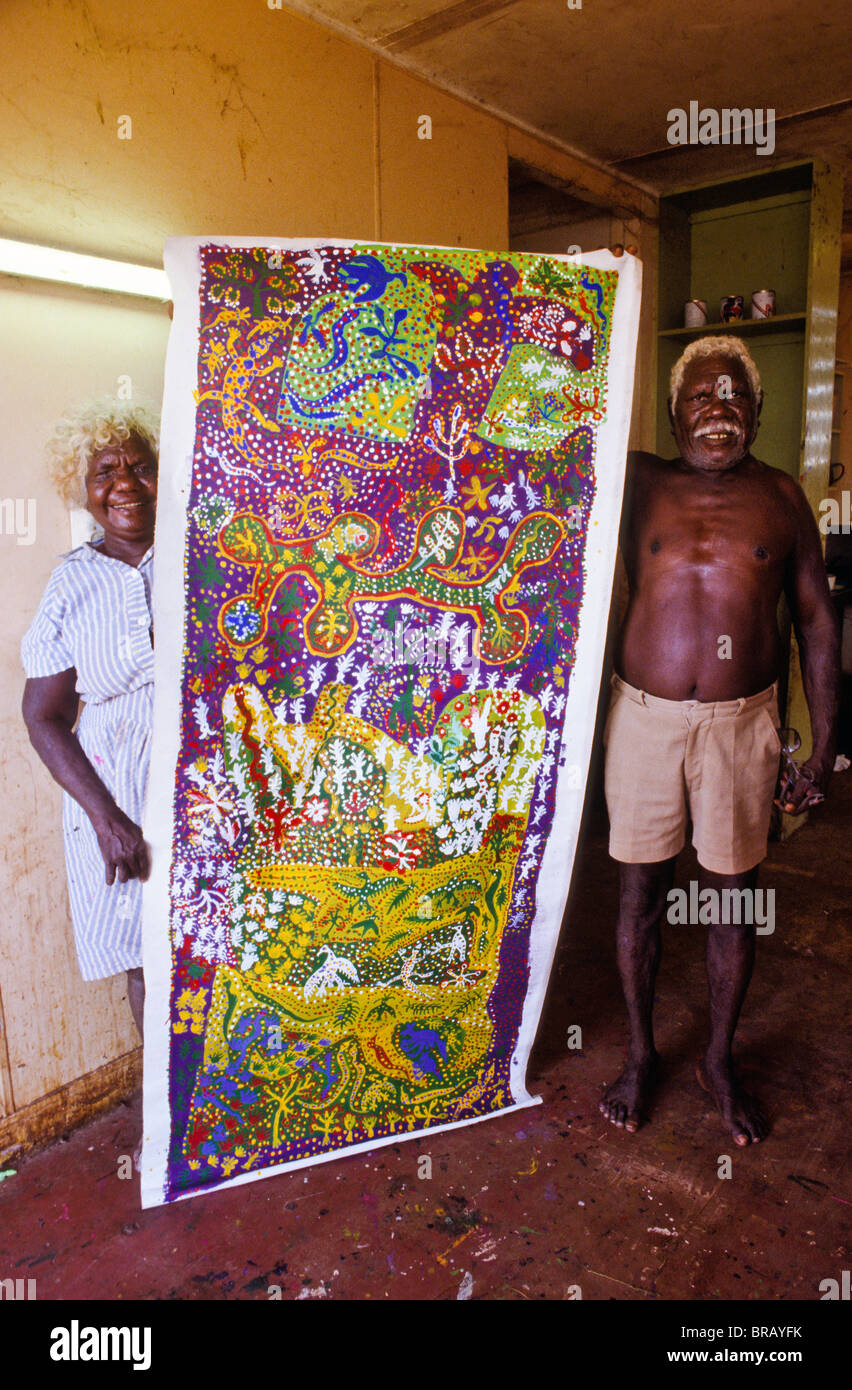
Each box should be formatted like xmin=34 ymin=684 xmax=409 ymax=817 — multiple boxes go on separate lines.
xmin=632 ymin=479 xmax=794 ymax=572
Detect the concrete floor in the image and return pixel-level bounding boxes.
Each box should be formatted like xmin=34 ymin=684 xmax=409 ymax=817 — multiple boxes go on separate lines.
xmin=2 ymin=773 xmax=849 ymax=1302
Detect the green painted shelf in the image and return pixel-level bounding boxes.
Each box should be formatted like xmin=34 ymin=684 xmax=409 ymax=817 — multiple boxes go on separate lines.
xmin=658 ymin=312 xmax=806 ymax=340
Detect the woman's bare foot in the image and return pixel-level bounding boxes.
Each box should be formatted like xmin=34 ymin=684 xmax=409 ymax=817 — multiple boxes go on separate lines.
xmin=697 ymin=1056 xmax=767 ymax=1146
xmin=599 ymin=1051 xmax=659 ymax=1132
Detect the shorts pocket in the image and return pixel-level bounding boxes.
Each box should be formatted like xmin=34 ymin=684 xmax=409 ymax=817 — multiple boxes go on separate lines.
xmin=759 ymin=706 xmax=782 ymax=753
xmin=602 ymin=690 xmax=621 ymax=748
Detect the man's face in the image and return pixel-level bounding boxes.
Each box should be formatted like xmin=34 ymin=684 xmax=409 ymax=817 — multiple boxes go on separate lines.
xmin=671 ymin=353 xmax=759 ymax=472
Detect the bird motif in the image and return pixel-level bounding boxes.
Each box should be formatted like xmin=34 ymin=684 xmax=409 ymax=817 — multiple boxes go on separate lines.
xmin=336 ymin=255 xmax=407 ymax=304
xmin=303 ymin=945 xmax=360 ymax=999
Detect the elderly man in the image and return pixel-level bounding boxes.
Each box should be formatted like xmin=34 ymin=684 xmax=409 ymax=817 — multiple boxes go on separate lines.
xmin=599 ymin=337 xmax=839 ymax=1145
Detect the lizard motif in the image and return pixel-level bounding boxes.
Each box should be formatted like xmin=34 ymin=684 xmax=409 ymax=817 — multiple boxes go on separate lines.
xmin=217 ymin=505 xmax=564 ymax=664
xmin=195 ymin=311 xmax=287 ymax=470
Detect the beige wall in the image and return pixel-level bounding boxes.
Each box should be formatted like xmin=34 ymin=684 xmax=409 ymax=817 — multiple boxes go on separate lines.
xmin=0 ymin=0 xmax=653 ymax=1134
xmin=1 ymin=2 xmax=375 ymax=260
xmin=377 ymin=64 xmax=507 ymax=250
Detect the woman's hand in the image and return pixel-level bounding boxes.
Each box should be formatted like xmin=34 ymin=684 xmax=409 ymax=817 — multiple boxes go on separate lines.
xmin=91 ymin=806 xmax=151 ymax=885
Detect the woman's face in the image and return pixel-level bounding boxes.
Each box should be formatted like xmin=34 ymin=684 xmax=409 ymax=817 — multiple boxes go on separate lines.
xmin=85 ymin=434 xmax=158 ymax=545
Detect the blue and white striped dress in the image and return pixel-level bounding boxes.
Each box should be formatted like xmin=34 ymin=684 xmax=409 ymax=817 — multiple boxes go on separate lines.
xmin=21 ymin=542 xmax=154 ymax=980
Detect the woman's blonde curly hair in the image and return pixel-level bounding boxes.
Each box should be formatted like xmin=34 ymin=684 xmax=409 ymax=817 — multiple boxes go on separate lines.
xmin=46 ymin=399 xmax=160 ymax=508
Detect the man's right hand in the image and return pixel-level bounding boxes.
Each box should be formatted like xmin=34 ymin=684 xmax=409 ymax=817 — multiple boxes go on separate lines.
xmin=92 ymin=807 xmax=151 ymax=885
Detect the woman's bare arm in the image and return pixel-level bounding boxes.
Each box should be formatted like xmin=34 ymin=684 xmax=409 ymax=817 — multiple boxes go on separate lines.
xmin=22 ymin=670 xmax=150 ymax=884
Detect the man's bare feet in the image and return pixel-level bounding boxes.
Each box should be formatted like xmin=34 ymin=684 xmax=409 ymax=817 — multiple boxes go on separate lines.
xmin=599 ymin=1052 xmax=659 ymax=1132
xmin=696 ymin=1057 xmax=767 ymax=1146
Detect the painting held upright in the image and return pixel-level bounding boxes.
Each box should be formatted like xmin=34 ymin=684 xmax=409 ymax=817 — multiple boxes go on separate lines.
xmin=141 ymin=236 xmax=641 ymax=1206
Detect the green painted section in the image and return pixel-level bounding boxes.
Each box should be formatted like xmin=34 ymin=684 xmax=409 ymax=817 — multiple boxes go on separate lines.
xmin=690 ymin=193 xmax=810 ymax=323
xmin=800 ymin=164 xmax=843 ymax=514
xmin=784 ymin=162 xmax=843 ymax=815
xmin=747 ymin=335 xmax=806 ymax=479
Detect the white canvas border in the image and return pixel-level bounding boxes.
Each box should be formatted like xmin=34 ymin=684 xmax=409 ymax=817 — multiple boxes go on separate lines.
xmin=510 ymin=250 xmax=641 ymax=1101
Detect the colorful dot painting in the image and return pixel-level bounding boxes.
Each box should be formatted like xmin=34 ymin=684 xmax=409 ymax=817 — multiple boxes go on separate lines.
xmin=144 ymin=238 xmax=636 ymax=1205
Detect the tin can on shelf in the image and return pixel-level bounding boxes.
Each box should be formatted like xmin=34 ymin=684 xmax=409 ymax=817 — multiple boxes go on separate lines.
xmin=750 ymin=289 xmax=776 ymax=319
xmin=684 ymin=299 xmax=708 ymax=328
xmin=720 ymin=295 xmax=744 ymax=322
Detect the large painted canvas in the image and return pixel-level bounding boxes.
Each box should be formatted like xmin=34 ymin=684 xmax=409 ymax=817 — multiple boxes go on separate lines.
xmin=141 ymin=238 xmax=641 ymax=1206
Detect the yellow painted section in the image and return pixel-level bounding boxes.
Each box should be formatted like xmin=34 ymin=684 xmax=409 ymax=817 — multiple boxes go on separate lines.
xmin=377 ymin=63 xmax=508 ymax=250
xmin=0 ymin=2 xmax=377 ymax=260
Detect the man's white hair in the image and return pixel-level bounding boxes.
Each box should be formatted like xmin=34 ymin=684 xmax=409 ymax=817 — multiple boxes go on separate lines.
xmin=670 ymin=336 xmax=762 ymax=411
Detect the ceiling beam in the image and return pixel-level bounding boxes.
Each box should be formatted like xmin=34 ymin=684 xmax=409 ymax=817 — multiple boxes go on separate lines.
xmin=509 ymin=130 xmax=657 ymax=224
xmin=279 ymin=1 xmax=656 ymax=215
xmin=380 ymin=0 xmax=522 ymax=53
xmin=615 ymin=96 xmax=852 ymax=168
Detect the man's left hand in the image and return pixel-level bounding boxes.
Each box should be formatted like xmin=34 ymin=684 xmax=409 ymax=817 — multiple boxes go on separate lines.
xmin=775 ymin=755 xmax=831 ymax=814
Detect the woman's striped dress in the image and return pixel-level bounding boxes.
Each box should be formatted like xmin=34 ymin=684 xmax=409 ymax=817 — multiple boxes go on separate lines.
xmin=21 ymin=542 xmax=154 ymax=980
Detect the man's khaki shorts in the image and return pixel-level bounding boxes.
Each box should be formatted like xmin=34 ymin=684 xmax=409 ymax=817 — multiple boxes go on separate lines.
xmin=603 ymin=674 xmax=782 ymax=875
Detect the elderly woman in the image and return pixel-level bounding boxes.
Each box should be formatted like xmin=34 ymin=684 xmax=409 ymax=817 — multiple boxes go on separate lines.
xmin=21 ymin=401 xmax=159 ymax=1040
